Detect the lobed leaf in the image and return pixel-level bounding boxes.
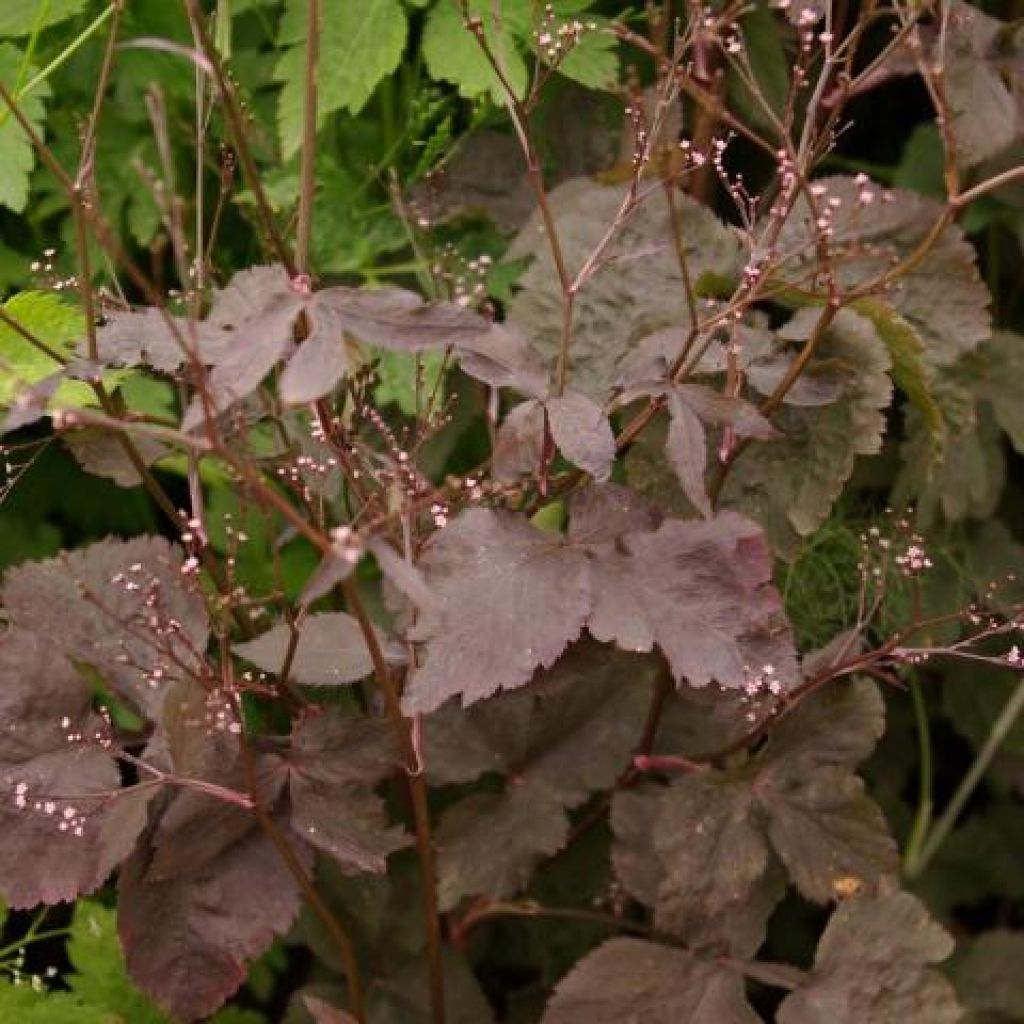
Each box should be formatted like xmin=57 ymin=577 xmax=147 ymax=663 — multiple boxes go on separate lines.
xmin=540 ymin=937 xmax=759 ymax=1023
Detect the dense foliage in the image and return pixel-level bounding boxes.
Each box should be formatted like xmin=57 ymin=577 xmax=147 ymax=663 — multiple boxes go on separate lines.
xmin=1 ymin=1 xmax=1024 ymax=1021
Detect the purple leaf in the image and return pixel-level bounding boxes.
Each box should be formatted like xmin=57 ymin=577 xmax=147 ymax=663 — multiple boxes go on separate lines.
xmin=278 ymin=302 xmax=350 ymax=405
xmin=119 ymin=824 xmax=307 ymax=1023
xmin=234 ymin=613 xmax=377 ymax=687
xmin=546 ymin=391 xmax=616 ymax=481
xmin=0 ymin=630 xmax=150 ymax=908
xmin=403 ymin=509 xmax=592 ymax=713
xmin=665 ymin=393 xmax=711 ymax=518
xmin=2 ymin=536 xmax=210 ymax=720
xmin=285 ymin=710 xmax=407 ymax=872
xmin=540 ymin=938 xmax=760 ymax=1023
xmin=492 ymin=399 xmax=545 ymax=483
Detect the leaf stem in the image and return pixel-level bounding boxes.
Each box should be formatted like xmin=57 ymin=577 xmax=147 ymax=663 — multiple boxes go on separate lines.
xmin=905 ymin=671 xmax=1024 ymax=879
xmin=902 ymin=676 xmax=933 ymax=875
xmin=295 ymin=0 xmax=320 ymax=276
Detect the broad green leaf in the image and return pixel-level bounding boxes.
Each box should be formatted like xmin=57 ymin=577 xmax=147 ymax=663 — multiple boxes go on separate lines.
xmin=422 ymin=0 xmax=529 ymax=102
xmin=777 ymin=889 xmax=961 ymax=1023
xmin=507 ymin=178 xmax=741 ymax=398
xmin=0 ymin=291 xmax=95 ymax=409
xmin=373 ymin=348 xmax=447 ymax=416
xmin=555 ymin=19 xmax=619 ymax=91
xmin=0 ymin=0 xmax=88 ymax=36
xmin=540 ymin=937 xmax=759 ymax=1023
xmin=275 ymin=0 xmax=408 ymax=157
xmin=0 ymin=983 xmax=111 ymax=1023
xmin=0 ymin=43 xmax=49 ymax=212
xmin=68 ymin=900 xmax=170 ymax=1024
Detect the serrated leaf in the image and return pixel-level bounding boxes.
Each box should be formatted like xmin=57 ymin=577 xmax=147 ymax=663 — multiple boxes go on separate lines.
xmin=403 ymin=507 xmax=593 ymax=712
xmin=422 ymin=0 xmax=529 ymax=102
xmin=665 ymin=392 xmax=711 ymax=517
xmin=63 ymin=428 xmax=169 ymax=488
xmin=234 ymin=613 xmax=375 ymax=687
xmin=0 ymin=630 xmax=151 ymax=908
xmin=777 ymin=889 xmax=961 ymax=1023
xmin=508 ymin=177 xmax=741 ymax=398
xmin=976 ymin=331 xmax=1024 ymax=453
xmin=424 ymin=641 xmax=656 ymax=907
xmin=546 ymin=390 xmax=615 ymax=480
xmin=713 ymin=309 xmax=893 ymax=555
xmin=777 ymin=176 xmax=991 ymax=370
xmin=0 ymin=983 xmax=112 ymax=1023
xmin=119 ymin=826 xmax=307 ymax=1023
xmin=554 ymin=19 xmax=619 ymax=91
xmin=404 ymin=490 xmax=798 ymax=712
xmin=613 ymin=680 xmax=898 ymax=948
xmin=275 ymin=0 xmax=407 ymax=157
xmin=0 ymin=43 xmax=50 ymax=212
xmin=540 ymin=937 xmax=759 ymax=1023
xmin=0 ymin=291 xmax=99 ymax=409
xmin=285 ymin=710 xmax=407 ymax=872
xmin=756 ymin=678 xmax=898 ymax=902
xmin=95 ymin=307 xmax=235 ymax=374
xmin=0 ymin=0 xmax=87 ymax=36
xmin=942 ymin=2 xmax=1020 ymax=169
xmin=582 ymin=507 xmax=798 ymax=691
xmin=2 ymin=536 xmax=210 ymax=719
xmin=68 ymin=900 xmax=170 ymax=1023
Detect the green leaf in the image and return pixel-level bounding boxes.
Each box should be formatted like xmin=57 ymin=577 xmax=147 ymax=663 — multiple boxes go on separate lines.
xmin=554 ymin=19 xmax=619 ymax=91
xmin=851 ymin=297 xmax=943 ymax=449
xmin=0 ymin=43 xmax=49 ymax=212
xmin=777 ymin=889 xmax=961 ymax=1023
xmin=422 ymin=0 xmax=529 ymax=102
xmin=68 ymin=900 xmax=170 ymax=1023
xmin=0 ymin=983 xmax=112 ymax=1024
xmin=275 ymin=0 xmax=408 ymax=157
xmin=0 ymin=0 xmax=87 ymax=37
xmin=374 ymin=348 xmax=447 ymax=416
xmin=540 ymin=937 xmax=759 ymax=1023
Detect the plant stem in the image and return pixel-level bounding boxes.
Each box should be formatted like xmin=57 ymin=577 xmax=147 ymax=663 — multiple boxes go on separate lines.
xmin=906 ymin=672 xmax=1024 ymax=879
xmin=342 ymin=579 xmax=446 ymax=1024
xmin=902 ymin=677 xmax=933 ymax=875
xmin=295 ymin=0 xmax=320 ymax=276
